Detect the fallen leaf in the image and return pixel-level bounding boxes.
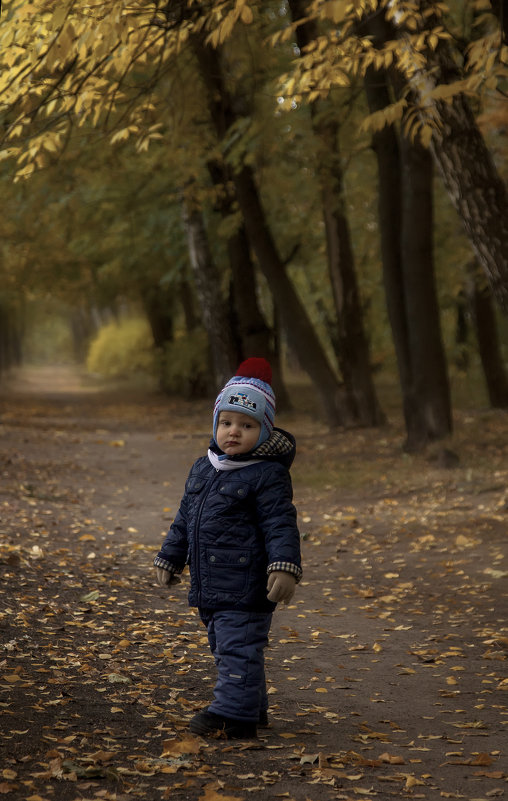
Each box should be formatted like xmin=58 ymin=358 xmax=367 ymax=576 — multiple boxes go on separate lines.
xmin=379 ymin=752 xmax=405 ymax=765
xmin=474 ymin=771 xmax=505 ymax=779
xmin=199 ymin=782 xmax=244 ymax=801
xmin=161 ymin=737 xmax=202 ymax=757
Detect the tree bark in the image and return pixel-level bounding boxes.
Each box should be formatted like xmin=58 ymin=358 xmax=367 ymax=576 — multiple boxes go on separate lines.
xmin=288 ymin=0 xmax=385 ymax=426
xmin=192 ymin=38 xmax=347 ymax=426
xmin=363 ymin=66 xmax=413 ymax=401
xmin=381 ymin=1 xmax=508 ymax=313
xmin=179 ymin=280 xmax=199 ymax=333
xmin=467 ymin=262 xmax=508 ymax=408
xmin=0 ymin=302 xmax=22 ymax=375
xmin=206 ymin=159 xmax=290 ymax=407
xmin=400 ymin=137 xmax=452 ymax=450
xmin=428 ymin=93 xmax=508 ymax=314
xmin=227 ymin=226 xmax=291 ymax=409
xmin=363 ymin=63 xmax=452 ymax=447
xmin=141 ymin=284 xmax=174 ymax=350
xmin=181 ymin=194 xmax=237 ymax=389
xmin=233 ymin=164 xmax=347 ymax=425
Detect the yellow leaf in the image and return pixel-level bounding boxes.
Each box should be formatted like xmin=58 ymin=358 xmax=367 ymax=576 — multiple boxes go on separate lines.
xmin=240 ymin=4 xmax=253 ymax=24
xmin=379 ymin=752 xmax=405 ymax=765
xmin=455 ymin=534 xmax=477 ymax=548
xmin=199 ymin=783 xmax=244 ymax=801
xmin=404 ymin=775 xmax=426 ymax=789
xmin=90 ymin=750 xmax=116 ymax=763
xmin=161 ymin=737 xmax=202 ymax=757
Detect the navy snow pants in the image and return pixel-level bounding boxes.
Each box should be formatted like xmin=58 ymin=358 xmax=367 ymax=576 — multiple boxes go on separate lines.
xmin=199 ymin=609 xmax=273 ymax=722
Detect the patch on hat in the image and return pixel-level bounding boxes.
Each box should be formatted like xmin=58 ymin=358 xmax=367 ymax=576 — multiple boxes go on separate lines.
xmin=228 ymin=392 xmax=257 ymax=412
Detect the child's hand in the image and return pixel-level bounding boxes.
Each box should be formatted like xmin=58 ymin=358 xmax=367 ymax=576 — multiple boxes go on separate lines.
xmin=267 ymin=571 xmax=296 ymax=604
xmin=156 ymin=567 xmax=181 ymax=587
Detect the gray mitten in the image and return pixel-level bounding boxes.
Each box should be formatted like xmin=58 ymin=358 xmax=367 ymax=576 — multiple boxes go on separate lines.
xmin=156 ymin=567 xmax=181 ymax=587
xmin=267 ymin=571 xmax=296 ymax=604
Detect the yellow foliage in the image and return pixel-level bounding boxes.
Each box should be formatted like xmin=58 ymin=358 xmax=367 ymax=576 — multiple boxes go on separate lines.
xmin=86 ymin=318 xmax=155 ymax=378
xmin=0 ymin=0 xmax=505 ymax=174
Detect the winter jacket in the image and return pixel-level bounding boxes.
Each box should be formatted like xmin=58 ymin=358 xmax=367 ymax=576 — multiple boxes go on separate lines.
xmin=154 ymin=428 xmax=302 ymax=612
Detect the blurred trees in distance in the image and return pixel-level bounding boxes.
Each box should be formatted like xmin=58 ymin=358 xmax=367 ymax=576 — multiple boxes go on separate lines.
xmin=0 ymin=0 xmax=507 ymax=450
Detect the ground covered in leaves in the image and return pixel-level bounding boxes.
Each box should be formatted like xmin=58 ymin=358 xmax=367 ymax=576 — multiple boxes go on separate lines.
xmin=1 ymin=367 xmax=507 ymax=801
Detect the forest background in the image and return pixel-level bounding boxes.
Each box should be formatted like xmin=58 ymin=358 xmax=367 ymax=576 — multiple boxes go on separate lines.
xmin=0 ymin=0 xmax=507 ymax=452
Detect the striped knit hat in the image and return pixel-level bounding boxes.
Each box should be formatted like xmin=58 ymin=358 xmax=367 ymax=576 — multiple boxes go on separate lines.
xmin=213 ymin=358 xmax=276 ymax=450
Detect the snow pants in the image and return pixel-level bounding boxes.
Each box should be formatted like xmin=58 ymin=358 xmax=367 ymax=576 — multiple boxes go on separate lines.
xmin=199 ymin=609 xmax=273 ymax=722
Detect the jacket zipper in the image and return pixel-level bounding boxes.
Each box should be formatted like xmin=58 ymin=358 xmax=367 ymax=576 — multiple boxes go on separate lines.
xmin=194 ymin=468 xmax=220 ymax=607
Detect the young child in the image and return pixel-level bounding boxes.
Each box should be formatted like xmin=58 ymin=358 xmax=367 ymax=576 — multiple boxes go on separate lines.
xmin=154 ymin=357 xmax=302 ymax=739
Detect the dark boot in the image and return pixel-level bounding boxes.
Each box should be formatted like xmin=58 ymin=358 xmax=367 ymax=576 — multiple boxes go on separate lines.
xmin=190 ymin=709 xmax=257 ymax=739
xmin=258 ymin=710 xmax=269 ymax=727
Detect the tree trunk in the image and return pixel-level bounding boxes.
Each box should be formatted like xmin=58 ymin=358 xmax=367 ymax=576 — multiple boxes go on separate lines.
xmin=228 ymin=226 xmax=291 ymax=409
xmin=181 ymin=193 xmax=237 ymax=389
xmin=429 ymin=93 xmax=508 ymax=314
xmin=69 ymin=305 xmax=98 ymax=364
xmin=400 ymin=137 xmax=452 ymax=450
xmin=0 ymin=302 xmax=22 ymax=375
xmin=206 ymin=159 xmax=290 ymax=406
xmin=179 ymin=280 xmax=199 ymax=333
xmin=233 ymin=164 xmax=347 ymax=426
xmin=384 ymin=1 xmax=508 ymax=313
xmin=192 ymin=38 xmax=347 ymax=426
xmin=141 ymin=285 xmax=174 ymax=350
xmin=467 ymin=262 xmax=508 ymax=408
xmin=288 ymin=0 xmax=385 ymax=427
xmin=364 ymin=65 xmax=414 ymax=424
xmin=362 ymin=11 xmax=453 ymax=450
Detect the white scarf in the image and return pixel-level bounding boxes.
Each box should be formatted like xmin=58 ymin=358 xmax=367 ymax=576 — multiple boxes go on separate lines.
xmin=207 ymin=448 xmax=263 ymax=471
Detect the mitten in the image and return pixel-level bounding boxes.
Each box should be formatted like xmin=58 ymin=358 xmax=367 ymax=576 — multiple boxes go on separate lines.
xmin=156 ymin=567 xmax=181 ymax=587
xmin=267 ymin=571 xmax=296 ymax=604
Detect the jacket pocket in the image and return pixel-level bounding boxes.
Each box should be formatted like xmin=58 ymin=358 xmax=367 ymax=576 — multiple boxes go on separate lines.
xmin=217 ymin=481 xmax=250 ymax=500
xmin=205 ymin=546 xmax=252 ymax=595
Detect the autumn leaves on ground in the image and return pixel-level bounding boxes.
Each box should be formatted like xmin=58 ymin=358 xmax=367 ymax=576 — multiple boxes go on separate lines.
xmin=1 ymin=368 xmax=507 ymax=801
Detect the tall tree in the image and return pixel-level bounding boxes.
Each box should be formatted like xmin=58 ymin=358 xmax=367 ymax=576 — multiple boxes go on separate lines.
xmin=287 ymin=0 xmax=385 ymax=426
xmin=466 ymin=262 xmax=508 ymax=409
xmin=399 ymin=136 xmax=452 ymax=448
xmin=206 ymin=159 xmax=290 ymax=407
xmin=192 ymin=37 xmax=348 ymax=427
xmin=362 ymin=16 xmax=453 ymax=449
xmin=274 ymin=0 xmax=508 ymax=312
xmin=182 ymin=189 xmax=237 ymax=389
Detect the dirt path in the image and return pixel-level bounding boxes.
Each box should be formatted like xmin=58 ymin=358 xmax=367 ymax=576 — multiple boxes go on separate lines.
xmin=1 ymin=367 xmax=507 ymax=801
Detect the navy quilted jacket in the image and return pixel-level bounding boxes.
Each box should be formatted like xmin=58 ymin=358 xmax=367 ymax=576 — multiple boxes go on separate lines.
xmin=154 ymin=429 xmax=301 ymax=612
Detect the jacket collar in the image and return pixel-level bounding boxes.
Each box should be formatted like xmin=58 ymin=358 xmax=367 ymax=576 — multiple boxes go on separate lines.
xmin=209 ymin=427 xmax=296 ymax=469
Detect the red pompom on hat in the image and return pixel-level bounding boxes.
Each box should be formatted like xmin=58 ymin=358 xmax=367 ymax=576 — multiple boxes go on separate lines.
xmin=235 ymin=357 xmax=272 ymax=386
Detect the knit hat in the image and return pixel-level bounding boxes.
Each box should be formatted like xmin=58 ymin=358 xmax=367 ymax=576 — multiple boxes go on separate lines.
xmin=213 ymin=358 xmax=276 ymax=450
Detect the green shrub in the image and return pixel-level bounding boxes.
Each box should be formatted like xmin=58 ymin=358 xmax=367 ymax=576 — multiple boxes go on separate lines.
xmin=159 ymin=329 xmax=214 ymax=398
xmin=86 ymin=317 xmax=155 ymax=378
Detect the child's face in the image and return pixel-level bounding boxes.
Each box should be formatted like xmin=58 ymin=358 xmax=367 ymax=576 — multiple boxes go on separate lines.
xmin=216 ymin=411 xmax=261 ymax=455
